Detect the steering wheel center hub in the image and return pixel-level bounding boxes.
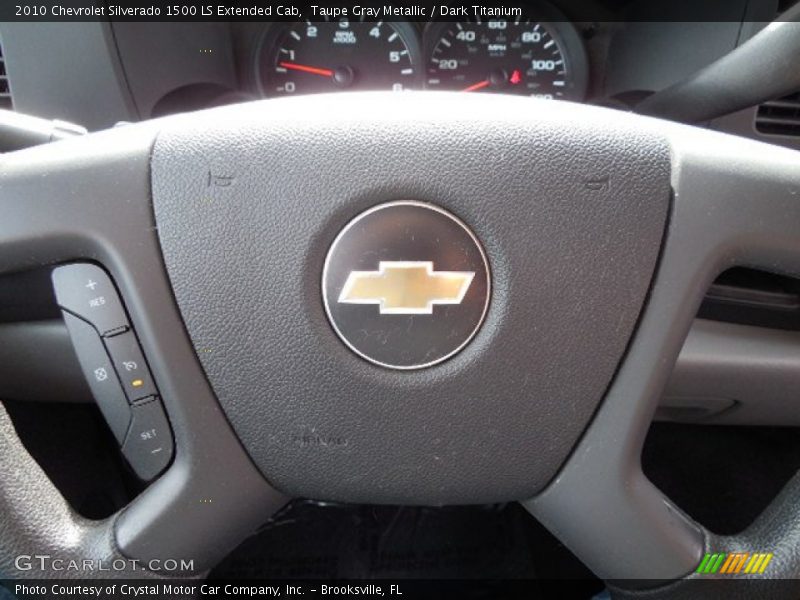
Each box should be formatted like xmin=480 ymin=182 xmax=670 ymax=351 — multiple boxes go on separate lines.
xmin=322 ymin=201 xmax=490 ymax=370
xmin=151 ymin=95 xmax=670 ymax=504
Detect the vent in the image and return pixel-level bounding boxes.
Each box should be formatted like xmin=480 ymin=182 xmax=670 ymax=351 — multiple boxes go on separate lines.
xmin=0 ymin=37 xmax=11 ymax=110
xmin=755 ymin=92 xmax=800 ymax=137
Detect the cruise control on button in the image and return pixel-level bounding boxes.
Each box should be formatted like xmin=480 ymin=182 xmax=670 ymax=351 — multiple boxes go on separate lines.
xmin=105 ymin=330 xmax=158 ymax=401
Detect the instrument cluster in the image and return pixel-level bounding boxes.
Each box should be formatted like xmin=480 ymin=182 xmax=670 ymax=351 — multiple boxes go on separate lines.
xmin=254 ymin=6 xmax=589 ymax=102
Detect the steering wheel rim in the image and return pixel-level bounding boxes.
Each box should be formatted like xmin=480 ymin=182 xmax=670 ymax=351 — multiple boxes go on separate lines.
xmin=1 ymin=94 xmax=799 ymax=596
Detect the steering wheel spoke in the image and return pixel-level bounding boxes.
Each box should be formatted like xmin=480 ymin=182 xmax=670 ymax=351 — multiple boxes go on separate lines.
xmin=0 ymin=123 xmax=287 ymax=575
xmin=527 ymin=121 xmax=800 ymax=584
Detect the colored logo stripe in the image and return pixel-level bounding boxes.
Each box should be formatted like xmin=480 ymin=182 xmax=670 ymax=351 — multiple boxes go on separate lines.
xmin=720 ymin=553 xmax=749 ymax=573
xmin=744 ymin=553 xmax=774 ymax=574
xmin=697 ymin=553 xmax=726 ymax=574
xmin=697 ymin=552 xmax=773 ymax=575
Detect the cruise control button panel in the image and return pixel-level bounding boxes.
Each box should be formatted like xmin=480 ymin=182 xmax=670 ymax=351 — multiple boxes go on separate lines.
xmin=52 ymin=262 xmax=173 ymax=482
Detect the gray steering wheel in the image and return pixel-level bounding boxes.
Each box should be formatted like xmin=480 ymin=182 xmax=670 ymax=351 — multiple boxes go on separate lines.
xmin=2 ymin=93 xmax=800 ymax=598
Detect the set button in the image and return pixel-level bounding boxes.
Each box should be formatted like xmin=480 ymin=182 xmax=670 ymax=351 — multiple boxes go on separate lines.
xmin=122 ymin=396 xmax=174 ymax=481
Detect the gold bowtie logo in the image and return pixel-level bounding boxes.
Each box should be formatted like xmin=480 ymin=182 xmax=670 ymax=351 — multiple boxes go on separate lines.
xmin=338 ymin=261 xmax=475 ymax=315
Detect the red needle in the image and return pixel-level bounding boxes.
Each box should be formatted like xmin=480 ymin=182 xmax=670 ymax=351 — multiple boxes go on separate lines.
xmin=462 ymin=80 xmax=491 ymax=92
xmin=279 ymin=61 xmax=334 ymax=77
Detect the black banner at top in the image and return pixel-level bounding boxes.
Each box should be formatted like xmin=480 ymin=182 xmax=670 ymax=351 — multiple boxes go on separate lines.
xmin=0 ymin=0 xmax=790 ymax=22
xmin=4 ymin=1 xmax=527 ymax=22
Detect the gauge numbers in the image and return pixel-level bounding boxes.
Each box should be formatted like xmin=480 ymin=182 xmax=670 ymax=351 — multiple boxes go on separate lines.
xmin=427 ymin=19 xmax=571 ymax=98
xmin=260 ymin=21 xmax=419 ymax=96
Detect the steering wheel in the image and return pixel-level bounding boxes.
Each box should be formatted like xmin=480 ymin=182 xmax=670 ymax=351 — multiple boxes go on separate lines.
xmin=2 ymin=93 xmax=800 ymax=598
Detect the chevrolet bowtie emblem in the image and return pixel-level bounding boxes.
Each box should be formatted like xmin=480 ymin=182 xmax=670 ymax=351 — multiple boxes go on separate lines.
xmin=338 ymin=261 xmax=475 ymax=315
xmin=323 ymin=201 xmax=489 ymax=369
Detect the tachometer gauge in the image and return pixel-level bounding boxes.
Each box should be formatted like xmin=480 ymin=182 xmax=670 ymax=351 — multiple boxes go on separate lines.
xmin=425 ymin=18 xmax=587 ymax=100
xmin=258 ymin=20 xmax=420 ymax=96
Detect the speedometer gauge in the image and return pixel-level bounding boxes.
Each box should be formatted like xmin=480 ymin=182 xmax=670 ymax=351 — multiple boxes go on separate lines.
xmin=258 ymin=21 xmax=420 ymax=97
xmin=425 ymin=18 xmax=587 ymax=100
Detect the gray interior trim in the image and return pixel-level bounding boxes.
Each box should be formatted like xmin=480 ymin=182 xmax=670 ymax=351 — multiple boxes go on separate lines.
xmin=0 ymin=320 xmax=89 ymax=404
xmin=661 ymin=319 xmax=800 ymax=425
xmin=0 ymin=22 xmax=136 ymax=129
xmin=111 ymin=23 xmax=237 ymax=119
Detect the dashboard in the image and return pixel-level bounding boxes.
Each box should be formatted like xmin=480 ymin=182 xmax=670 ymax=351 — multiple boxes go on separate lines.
xmin=254 ymin=15 xmax=587 ymax=101
xmin=0 ymin=0 xmax=796 ymax=152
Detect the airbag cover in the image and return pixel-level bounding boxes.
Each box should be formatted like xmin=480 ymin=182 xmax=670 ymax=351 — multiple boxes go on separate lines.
xmin=151 ymin=93 xmax=670 ymax=504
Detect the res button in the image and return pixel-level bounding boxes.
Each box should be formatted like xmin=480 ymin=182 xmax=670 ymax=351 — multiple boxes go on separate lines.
xmin=52 ymin=263 xmax=129 ymax=337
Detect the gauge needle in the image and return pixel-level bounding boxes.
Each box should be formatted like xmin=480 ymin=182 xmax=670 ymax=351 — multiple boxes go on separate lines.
xmin=279 ymin=61 xmax=334 ymax=77
xmin=462 ymin=80 xmax=491 ymax=92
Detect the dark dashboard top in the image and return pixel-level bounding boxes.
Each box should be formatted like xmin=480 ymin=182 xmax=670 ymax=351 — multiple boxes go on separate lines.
xmin=0 ymin=0 xmax=795 ymax=150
